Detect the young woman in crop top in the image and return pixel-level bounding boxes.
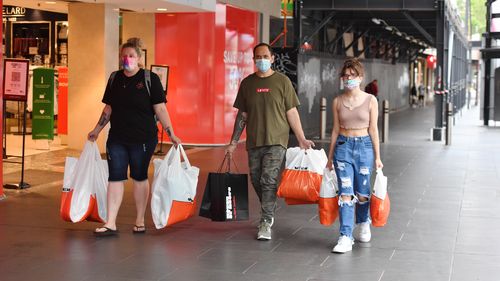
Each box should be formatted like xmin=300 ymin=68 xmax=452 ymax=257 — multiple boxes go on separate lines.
xmin=326 ymin=58 xmax=383 ymax=253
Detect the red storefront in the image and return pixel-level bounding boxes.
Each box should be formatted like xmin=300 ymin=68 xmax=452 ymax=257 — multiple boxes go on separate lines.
xmin=155 ymin=4 xmax=257 ymax=145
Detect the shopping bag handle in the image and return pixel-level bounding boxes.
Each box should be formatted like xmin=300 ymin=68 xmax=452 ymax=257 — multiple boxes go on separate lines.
xmin=85 ymin=141 xmax=103 ymax=162
xmin=218 ymin=153 xmax=240 ymax=173
xmin=177 ymin=144 xmax=192 ymax=168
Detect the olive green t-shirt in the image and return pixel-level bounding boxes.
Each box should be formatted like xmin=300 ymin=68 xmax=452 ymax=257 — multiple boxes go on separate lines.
xmin=233 ymin=72 xmax=300 ymax=150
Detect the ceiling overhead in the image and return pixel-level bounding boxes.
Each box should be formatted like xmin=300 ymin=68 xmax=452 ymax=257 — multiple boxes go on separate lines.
xmin=4 ymin=0 xmax=215 ymax=14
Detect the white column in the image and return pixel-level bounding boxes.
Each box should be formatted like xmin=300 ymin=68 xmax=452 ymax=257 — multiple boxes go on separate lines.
xmin=68 ymin=3 xmax=119 ymax=151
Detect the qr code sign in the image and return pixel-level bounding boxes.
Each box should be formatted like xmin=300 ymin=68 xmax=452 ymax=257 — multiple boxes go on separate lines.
xmin=11 ymin=71 xmax=20 ymax=82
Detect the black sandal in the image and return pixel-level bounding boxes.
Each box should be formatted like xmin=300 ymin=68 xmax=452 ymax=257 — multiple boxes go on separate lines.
xmin=94 ymin=227 xmax=118 ymax=237
xmin=133 ymin=225 xmax=146 ymax=234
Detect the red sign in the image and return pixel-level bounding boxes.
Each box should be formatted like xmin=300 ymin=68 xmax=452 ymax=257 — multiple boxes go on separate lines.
xmin=57 ymin=66 xmax=68 ymax=134
xmin=426 ymin=55 xmax=436 ymax=69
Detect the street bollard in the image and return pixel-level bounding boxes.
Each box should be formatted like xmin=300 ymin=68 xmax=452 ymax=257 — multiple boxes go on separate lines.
xmin=381 ymin=100 xmax=389 ymax=143
xmin=320 ymin=97 xmax=327 ymax=139
xmin=446 ymin=102 xmax=453 ymax=146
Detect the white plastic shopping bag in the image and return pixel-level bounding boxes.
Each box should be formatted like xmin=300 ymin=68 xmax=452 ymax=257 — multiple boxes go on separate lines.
xmin=87 ymin=152 xmax=109 ymax=223
xmin=318 ymin=168 xmax=339 ymax=225
xmin=372 ymin=169 xmax=388 ymax=200
xmin=151 ymin=144 xmax=199 ymax=229
xmin=370 ymin=169 xmax=390 ymax=227
xmin=277 ymin=147 xmax=328 ymax=202
xmin=61 ymin=141 xmax=108 ymax=223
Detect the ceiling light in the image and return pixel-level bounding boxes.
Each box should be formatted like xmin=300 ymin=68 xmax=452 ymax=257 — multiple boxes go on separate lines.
xmin=157 ymin=8 xmax=168 ymax=11
xmin=372 ymin=18 xmax=381 ymax=25
xmin=396 ymin=31 xmax=402 ymax=36
xmin=45 ymin=1 xmax=57 ymax=4
xmin=384 ymin=26 xmax=393 ymax=31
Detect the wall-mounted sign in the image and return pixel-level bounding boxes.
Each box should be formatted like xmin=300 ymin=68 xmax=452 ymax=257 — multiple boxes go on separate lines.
xmin=3 ymin=59 xmax=29 ymax=101
xmin=151 ymin=65 xmax=169 ymax=92
xmin=2 ymin=6 xmax=26 ymax=18
xmin=2 ymin=5 xmax=67 ymax=21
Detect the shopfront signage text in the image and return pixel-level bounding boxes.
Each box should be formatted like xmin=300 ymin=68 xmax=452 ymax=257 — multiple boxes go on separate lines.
xmin=224 ymin=50 xmax=253 ymax=90
xmin=3 ymin=6 xmax=26 ymax=17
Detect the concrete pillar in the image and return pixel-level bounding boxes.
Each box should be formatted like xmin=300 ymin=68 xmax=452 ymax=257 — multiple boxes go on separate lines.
xmin=261 ymin=12 xmax=270 ymax=43
xmin=68 ymin=3 xmax=119 ymax=151
xmin=122 ymin=12 xmax=156 ymax=67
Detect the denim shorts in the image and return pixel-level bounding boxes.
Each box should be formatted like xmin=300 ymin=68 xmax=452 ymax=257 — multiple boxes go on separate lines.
xmin=106 ymin=139 xmax=158 ymax=181
xmin=333 ymin=135 xmax=374 ymax=198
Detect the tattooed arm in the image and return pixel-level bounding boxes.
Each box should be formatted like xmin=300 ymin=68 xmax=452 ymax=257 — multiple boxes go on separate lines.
xmin=153 ymin=103 xmax=181 ymax=145
xmin=226 ymin=110 xmax=247 ymax=156
xmin=88 ymin=105 xmax=112 ymax=141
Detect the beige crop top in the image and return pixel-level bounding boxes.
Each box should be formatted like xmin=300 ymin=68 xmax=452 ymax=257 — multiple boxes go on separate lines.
xmin=338 ymin=95 xmax=371 ymax=129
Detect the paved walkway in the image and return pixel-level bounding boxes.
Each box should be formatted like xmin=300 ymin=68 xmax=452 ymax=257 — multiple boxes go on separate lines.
xmin=1 ymin=103 xmax=499 ymax=281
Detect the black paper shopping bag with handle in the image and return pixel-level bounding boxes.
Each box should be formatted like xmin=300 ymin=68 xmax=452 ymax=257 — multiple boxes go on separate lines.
xmin=199 ymin=155 xmax=249 ymax=221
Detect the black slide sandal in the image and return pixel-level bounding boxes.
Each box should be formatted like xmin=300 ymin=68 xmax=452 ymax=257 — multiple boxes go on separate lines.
xmin=94 ymin=227 xmax=118 ymax=237
xmin=133 ymin=225 xmax=146 ymax=234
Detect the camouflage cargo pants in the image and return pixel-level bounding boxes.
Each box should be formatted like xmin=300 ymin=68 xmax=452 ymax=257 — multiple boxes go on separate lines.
xmin=248 ymin=145 xmax=286 ymax=223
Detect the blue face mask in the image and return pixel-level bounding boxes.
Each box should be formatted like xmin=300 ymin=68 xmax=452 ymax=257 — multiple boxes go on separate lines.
xmin=343 ymin=78 xmax=360 ymax=90
xmin=255 ymin=59 xmax=272 ymax=73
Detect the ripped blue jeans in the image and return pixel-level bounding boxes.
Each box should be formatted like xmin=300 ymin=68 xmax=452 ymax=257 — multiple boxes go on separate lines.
xmin=333 ymin=135 xmax=374 ymax=238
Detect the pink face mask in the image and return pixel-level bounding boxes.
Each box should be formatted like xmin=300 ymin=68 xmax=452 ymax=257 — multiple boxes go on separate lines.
xmin=123 ymin=57 xmax=138 ymax=71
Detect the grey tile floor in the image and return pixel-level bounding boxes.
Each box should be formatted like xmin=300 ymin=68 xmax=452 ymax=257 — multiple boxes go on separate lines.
xmin=1 ymin=104 xmax=500 ymax=281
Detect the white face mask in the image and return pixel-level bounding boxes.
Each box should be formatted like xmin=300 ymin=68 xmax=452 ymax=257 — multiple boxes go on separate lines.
xmin=123 ymin=57 xmax=138 ymax=71
xmin=343 ymin=78 xmax=361 ymax=90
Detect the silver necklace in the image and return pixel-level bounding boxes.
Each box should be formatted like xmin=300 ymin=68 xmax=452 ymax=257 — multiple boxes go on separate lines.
xmin=342 ymin=95 xmax=359 ymax=110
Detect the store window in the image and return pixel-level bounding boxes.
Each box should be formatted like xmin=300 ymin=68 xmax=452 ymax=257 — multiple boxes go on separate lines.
xmin=55 ymin=21 xmax=68 ymax=66
xmin=11 ymin=21 xmax=51 ymax=65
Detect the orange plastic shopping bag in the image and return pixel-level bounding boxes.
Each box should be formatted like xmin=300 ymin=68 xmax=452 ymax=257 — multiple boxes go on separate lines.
xmin=277 ymin=148 xmax=327 ymax=202
xmin=318 ymin=168 xmax=339 ymax=226
xmin=60 ymin=142 xmax=108 ymax=223
xmin=151 ymin=144 xmax=199 ymax=229
xmin=370 ymin=169 xmax=390 ymax=227
xmin=166 ymin=199 xmax=198 ymax=226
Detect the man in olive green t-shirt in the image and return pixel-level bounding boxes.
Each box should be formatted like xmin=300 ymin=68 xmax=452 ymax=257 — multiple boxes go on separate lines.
xmin=226 ymin=43 xmax=314 ymax=241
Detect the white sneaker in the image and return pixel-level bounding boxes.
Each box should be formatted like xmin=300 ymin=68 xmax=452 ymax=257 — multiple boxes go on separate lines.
xmin=354 ymin=222 xmax=371 ymax=243
xmin=257 ymin=221 xmax=272 ymax=241
xmin=332 ymin=236 xmax=354 ymax=253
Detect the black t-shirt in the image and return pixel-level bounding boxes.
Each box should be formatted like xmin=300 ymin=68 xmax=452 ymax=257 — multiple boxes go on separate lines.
xmin=102 ymin=69 xmax=166 ymax=144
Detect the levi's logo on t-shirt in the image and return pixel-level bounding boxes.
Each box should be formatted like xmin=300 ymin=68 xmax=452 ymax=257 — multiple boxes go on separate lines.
xmin=256 ymin=88 xmax=270 ymax=93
